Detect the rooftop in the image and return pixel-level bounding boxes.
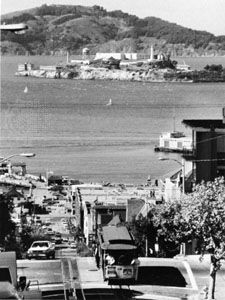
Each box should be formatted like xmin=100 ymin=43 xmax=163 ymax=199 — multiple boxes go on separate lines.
xmin=101 ymin=225 xmax=133 ymax=244
xmin=182 ymin=119 xmax=225 ymax=129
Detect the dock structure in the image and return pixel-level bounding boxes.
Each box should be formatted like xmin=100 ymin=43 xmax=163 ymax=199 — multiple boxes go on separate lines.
xmin=154 ymin=131 xmax=193 ymax=154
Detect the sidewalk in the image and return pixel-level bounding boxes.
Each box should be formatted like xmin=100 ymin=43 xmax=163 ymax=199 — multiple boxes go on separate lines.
xmin=177 ymin=255 xmax=225 ymax=300
xmin=76 ymin=257 xmax=104 ymax=283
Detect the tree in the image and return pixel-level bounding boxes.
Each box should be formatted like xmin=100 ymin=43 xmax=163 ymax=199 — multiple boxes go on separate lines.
xmin=182 ymin=177 xmax=225 ymax=300
xmin=0 ymin=193 xmax=40 ymax=258
xmin=129 ymin=177 xmax=225 ymax=299
xmin=129 ymin=201 xmax=190 ymax=258
xmin=0 ymin=194 xmax=16 ymax=250
xmin=204 ymin=64 xmax=223 ymax=73
xmin=129 ymin=212 xmax=157 ymax=257
xmin=151 ymin=201 xmax=189 ymax=257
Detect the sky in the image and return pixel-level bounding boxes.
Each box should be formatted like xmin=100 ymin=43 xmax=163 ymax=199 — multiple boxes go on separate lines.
xmin=1 ymin=0 xmax=225 ymax=36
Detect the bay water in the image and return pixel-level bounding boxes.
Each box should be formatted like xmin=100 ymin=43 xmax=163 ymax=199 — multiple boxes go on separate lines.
xmin=1 ymin=56 xmax=225 ymax=184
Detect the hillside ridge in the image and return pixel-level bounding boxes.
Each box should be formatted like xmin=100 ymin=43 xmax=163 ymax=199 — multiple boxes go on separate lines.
xmin=1 ymin=4 xmax=225 ymax=56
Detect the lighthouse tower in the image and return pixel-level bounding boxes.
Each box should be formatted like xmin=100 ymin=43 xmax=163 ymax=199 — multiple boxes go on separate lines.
xmin=150 ymin=45 xmax=154 ymax=61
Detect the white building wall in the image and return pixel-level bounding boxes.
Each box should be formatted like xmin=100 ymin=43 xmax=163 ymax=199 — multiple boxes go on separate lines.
xmin=124 ymin=53 xmax=137 ymax=60
xmin=95 ymin=53 xmax=137 ymax=61
xmin=95 ymin=53 xmax=122 ymax=60
xmin=83 ymin=204 xmax=89 ymax=244
xmin=164 ymin=178 xmax=181 ymax=201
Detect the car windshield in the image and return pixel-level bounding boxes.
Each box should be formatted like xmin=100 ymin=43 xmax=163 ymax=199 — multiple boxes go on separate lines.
xmin=0 ymin=268 xmax=12 ymax=283
xmin=32 ymin=242 xmax=49 ymax=247
xmin=136 ymin=266 xmax=187 ymax=287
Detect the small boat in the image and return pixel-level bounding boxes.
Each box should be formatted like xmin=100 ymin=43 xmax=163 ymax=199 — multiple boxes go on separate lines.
xmin=24 ymin=86 xmax=28 ymax=93
xmin=106 ymin=99 xmax=112 ymax=106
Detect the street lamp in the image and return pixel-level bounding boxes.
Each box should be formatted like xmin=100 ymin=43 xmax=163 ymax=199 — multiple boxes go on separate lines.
xmin=0 ymin=153 xmax=35 ymax=164
xmin=158 ymin=157 xmax=185 ymax=195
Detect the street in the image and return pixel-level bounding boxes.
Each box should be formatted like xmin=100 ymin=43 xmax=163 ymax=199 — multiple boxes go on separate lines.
xmin=17 ymin=255 xmax=225 ymax=300
xmin=17 ymin=211 xmax=225 ymax=300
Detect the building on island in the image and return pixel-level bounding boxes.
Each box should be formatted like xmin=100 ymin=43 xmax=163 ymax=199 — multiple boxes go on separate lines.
xmin=94 ymin=52 xmax=137 ymax=61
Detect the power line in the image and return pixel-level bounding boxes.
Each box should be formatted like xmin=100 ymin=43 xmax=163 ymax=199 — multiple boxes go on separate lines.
xmin=194 ymin=134 xmax=225 ymax=146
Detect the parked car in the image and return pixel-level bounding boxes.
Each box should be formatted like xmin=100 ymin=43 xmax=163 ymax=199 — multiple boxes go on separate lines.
xmin=62 ymin=237 xmax=69 ymax=243
xmin=132 ymin=257 xmax=199 ymax=300
xmin=44 ymin=227 xmax=54 ymax=234
xmin=70 ymin=242 xmax=77 ymax=249
xmin=27 ymin=241 xmax=55 ymax=259
xmin=54 ymin=236 xmax=62 ymax=244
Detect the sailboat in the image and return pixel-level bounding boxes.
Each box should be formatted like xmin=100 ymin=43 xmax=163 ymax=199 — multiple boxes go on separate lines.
xmin=106 ymin=98 xmax=112 ymax=106
xmin=24 ymin=86 xmax=28 ymax=93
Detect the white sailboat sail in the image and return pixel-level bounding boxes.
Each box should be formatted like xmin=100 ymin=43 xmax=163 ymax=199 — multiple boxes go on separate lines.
xmin=106 ymin=98 xmax=112 ymax=106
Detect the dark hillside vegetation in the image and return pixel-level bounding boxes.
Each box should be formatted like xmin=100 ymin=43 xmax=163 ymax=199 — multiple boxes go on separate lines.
xmin=1 ymin=4 xmax=225 ymax=56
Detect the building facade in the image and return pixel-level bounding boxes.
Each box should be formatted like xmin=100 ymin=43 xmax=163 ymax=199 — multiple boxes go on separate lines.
xmin=182 ymin=119 xmax=225 ymax=183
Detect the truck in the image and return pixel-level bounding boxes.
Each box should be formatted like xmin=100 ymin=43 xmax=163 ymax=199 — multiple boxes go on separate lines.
xmin=0 ymin=251 xmax=42 ymax=299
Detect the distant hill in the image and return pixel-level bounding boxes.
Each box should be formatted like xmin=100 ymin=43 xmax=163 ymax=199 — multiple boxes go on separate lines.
xmin=1 ymin=4 xmax=225 ymax=56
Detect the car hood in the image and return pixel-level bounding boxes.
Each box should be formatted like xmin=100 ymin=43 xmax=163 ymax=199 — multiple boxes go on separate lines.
xmin=131 ymin=285 xmax=199 ymax=300
xmin=0 ymin=282 xmax=22 ymax=299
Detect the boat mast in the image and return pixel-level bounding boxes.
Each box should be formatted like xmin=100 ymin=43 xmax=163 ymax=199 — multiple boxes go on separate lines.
xmin=173 ymin=107 xmax=176 ymax=132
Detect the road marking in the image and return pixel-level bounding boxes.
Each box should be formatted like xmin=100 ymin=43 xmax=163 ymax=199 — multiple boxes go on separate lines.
xmin=60 ymin=259 xmax=71 ymax=299
xmin=68 ymin=259 xmax=77 ymax=300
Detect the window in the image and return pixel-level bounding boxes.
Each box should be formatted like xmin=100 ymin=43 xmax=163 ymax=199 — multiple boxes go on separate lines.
xmin=32 ymin=242 xmax=49 ymax=247
xmin=0 ymin=268 xmax=12 ymax=283
xmin=136 ymin=266 xmax=187 ymax=287
xmin=177 ymin=142 xmax=183 ymax=149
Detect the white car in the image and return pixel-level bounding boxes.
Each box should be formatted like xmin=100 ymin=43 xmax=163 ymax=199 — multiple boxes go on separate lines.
xmin=27 ymin=241 xmax=55 ymax=259
xmin=132 ymin=257 xmax=199 ymax=300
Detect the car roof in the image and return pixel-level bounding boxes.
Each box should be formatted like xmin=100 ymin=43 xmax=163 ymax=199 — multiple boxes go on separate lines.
xmin=137 ymin=257 xmax=185 ymax=267
xmin=32 ymin=241 xmax=51 ymax=244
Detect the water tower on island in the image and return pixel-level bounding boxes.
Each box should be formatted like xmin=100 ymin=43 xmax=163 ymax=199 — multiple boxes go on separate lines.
xmin=82 ymin=47 xmax=90 ymax=60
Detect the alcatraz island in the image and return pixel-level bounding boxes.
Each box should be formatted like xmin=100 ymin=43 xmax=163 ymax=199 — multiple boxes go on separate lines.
xmin=15 ymin=47 xmax=225 ymax=83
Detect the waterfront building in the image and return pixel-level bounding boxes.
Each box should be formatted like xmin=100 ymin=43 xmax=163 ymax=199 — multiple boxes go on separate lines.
xmin=155 ymin=131 xmax=193 ymax=153
xmin=17 ymin=63 xmax=34 ymax=71
xmin=158 ymin=112 xmax=225 ymax=201
xmin=182 ymin=117 xmax=225 ymax=183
